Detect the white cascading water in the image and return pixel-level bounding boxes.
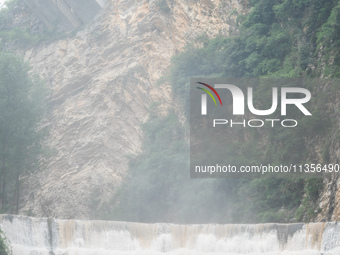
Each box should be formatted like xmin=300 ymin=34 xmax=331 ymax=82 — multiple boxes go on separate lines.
xmin=0 ymin=215 xmax=339 ymax=255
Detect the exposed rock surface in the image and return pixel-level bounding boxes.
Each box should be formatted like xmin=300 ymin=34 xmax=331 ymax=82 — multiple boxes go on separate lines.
xmin=309 ymin=80 xmax=340 ymax=222
xmin=21 ymin=0 xmax=246 ymax=219
xmin=0 ymin=1 xmax=46 ymax=33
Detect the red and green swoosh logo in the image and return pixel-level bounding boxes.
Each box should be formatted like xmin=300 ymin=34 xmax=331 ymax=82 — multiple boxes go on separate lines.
xmin=196 ymin=82 xmax=222 ymax=106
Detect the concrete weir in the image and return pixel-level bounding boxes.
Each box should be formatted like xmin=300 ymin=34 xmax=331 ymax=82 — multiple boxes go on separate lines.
xmin=0 ymin=215 xmax=340 ymax=254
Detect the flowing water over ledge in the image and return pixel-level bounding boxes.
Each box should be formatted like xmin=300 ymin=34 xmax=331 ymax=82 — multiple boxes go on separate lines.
xmin=0 ymin=215 xmax=339 ymax=255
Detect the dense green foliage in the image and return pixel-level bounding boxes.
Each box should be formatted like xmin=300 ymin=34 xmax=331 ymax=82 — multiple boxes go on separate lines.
xmin=0 ymin=230 xmax=11 ymax=255
xmin=0 ymin=52 xmax=48 ymax=214
xmin=106 ymin=0 xmax=340 ymax=223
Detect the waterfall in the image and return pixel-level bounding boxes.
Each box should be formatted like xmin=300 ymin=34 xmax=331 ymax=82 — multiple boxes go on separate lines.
xmin=0 ymin=215 xmax=339 ymax=255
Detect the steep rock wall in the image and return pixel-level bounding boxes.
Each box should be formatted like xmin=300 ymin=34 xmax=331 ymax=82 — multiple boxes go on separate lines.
xmin=22 ymin=0 xmax=246 ymax=219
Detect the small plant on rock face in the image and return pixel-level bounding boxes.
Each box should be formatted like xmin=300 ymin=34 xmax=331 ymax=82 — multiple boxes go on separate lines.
xmin=157 ymin=0 xmax=171 ymax=13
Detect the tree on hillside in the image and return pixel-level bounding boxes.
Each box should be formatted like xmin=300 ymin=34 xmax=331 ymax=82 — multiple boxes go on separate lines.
xmin=0 ymin=52 xmax=48 ymax=214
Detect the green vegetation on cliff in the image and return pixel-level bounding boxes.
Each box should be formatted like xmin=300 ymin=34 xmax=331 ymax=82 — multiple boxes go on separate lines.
xmin=0 ymin=52 xmax=48 ymax=214
xmin=0 ymin=230 xmax=11 ymax=255
xmin=105 ymin=0 xmax=340 ymax=223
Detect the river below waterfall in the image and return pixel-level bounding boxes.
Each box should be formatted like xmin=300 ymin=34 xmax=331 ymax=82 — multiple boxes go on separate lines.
xmin=0 ymin=215 xmax=339 ymax=255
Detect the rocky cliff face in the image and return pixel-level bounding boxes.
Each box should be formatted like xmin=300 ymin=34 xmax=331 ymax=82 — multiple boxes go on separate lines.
xmin=309 ymin=81 xmax=340 ymax=222
xmin=21 ymin=0 xmax=246 ymax=219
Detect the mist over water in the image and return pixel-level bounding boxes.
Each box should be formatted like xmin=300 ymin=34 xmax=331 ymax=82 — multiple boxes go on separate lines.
xmin=0 ymin=215 xmax=339 ymax=255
